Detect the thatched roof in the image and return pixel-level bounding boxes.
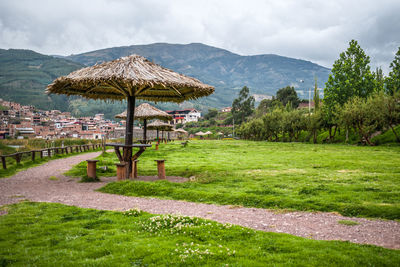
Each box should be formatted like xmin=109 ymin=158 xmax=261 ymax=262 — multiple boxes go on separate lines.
xmin=46 ymin=55 xmax=214 ymax=103
xmin=115 ymin=103 xmax=172 ymax=121
xmin=195 ymin=131 xmax=206 ymax=136
xmin=204 ymin=131 xmax=213 ymax=135
xmin=175 ymin=128 xmax=188 ymax=134
xmin=147 ymin=120 xmax=173 ymax=131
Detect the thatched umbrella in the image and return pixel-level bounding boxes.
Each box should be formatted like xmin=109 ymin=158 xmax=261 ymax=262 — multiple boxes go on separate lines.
xmin=175 ymin=128 xmax=188 ymax=134
xmin=147 ymin=120 xmax=173 ymax=142
xmin=195 ymin=131 xmax=206 ymax=136
xmin=174 ymin=128 xmax=188 ymax=140
xmin=47 ymin=55 xmax=214 ymax=174
xmin=115 ymin=103 xmax=172 ymax=142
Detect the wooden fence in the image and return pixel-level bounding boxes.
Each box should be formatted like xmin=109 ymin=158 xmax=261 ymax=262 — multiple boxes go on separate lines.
xmin=0 ymin=144 xmax=102 ymax=170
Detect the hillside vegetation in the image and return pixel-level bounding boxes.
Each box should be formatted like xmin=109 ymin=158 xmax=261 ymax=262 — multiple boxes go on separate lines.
xmin=0 ymin=44 xmax=330 ymax=118
xmin=0 ymin=49 xmax=84 ymax=110
xmin=66 ymin=43 xmax=330 ymax=108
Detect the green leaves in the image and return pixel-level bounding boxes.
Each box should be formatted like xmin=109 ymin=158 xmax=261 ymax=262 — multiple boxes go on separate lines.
xmin=231 ymin=86 xmax=255 ymax=124
xmin=386 ymin=47 xmax=400 ymax=95
xmin=324 ymin=40 xmax=375 ymax=123
xmin=276 ymin=86 xmax=300 ymax=108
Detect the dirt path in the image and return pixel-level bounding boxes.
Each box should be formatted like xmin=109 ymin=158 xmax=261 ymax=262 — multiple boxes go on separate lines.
xmin=0 ymin=152 xmax=399 ymax=250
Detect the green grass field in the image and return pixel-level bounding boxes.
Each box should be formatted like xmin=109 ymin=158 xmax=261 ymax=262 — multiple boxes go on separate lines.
xmin=0 ymin=202 xmax=399 ymax=266
xmin=67 ymin=140 xmax=400 ymax=219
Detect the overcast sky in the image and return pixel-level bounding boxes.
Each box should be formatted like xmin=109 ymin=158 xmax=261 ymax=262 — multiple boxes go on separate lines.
xmin=1 ymin=0 xmax=399 ymax=73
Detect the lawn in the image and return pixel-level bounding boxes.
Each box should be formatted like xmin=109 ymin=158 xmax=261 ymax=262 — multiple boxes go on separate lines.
xmin=0 ymin=202 xmax=399 ymax=266
xmin=67 ymin=140 xmax=400 ymax=219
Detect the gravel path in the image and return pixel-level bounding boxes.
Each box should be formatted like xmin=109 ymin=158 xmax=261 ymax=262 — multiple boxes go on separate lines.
xmin=0 ymin=152 xmax=399 ymax=250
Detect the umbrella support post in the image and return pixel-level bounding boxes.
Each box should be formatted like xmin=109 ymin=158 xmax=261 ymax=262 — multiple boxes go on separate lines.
xmin=132 ymin=160 xmax=139 ymax=179
xmin=155 ymin=160 xmax=166 ymax=179
xmin=124 ymin=94 xmax=135 ymax=180
xmin=116 ymin=163 xmax=127 ymax=180
xmin=122 ymin=147 xmax=133 ymax=179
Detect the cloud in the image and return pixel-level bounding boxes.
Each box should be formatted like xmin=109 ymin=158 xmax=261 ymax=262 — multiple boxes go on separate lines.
xmin=0 ymin=0 xmax=399 ymax=73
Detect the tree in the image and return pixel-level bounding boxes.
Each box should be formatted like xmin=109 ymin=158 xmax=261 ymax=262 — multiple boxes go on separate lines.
xmin=386 ymin=47 xmax=400 ymax=95
xmin=255 ymin=97 xmax=282 ymax=117
xmin=374 ymin=67 xmax=385 ymax=92
xmin=306 ymin=111 xmax=322 ymax=143
xmin=337 ymin=94 xmax=384 ymax=145
xmin=204 ymin=108 xmax=218 ymax=120
xmin=373 ymin=92 xmax=400 ymax=142
xmin=324 ymin=40 xmax=375 ymax=107
xmin=313 ymin=77 xmax=320 ymax=111
xmin=323 ymin=40 xmax=375 ymax=140
xmin=237 ymin=118 xmax=265 ymax=140
xmin=231 ymin=86 xmax=255 ymax=124
xmin=276 ymin=86 xmax=300 ymax=108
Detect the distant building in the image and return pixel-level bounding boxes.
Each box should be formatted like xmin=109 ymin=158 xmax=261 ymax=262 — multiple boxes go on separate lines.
xmin=220 ymin=107 xmax=232 ymax=113
xmin=298 ymin=101 xmax=315 ymax=109
xmin=15 ymin=127 xmax=35 ymax=137
xmin=166 ymin=109 xmax=201 ymax=124
xmin=94 ymin=113 xmax=104 ymax=121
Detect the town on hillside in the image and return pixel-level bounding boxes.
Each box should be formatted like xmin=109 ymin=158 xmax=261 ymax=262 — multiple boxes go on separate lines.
xmin=0 ymin=98 xmax=209 ymax=140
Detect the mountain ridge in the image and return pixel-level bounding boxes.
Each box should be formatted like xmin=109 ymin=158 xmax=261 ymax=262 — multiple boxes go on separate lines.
xmin=0 ymin=43 xmax=331 ymax=118
xmin=65 ymin=43 xmax=330 ymax=99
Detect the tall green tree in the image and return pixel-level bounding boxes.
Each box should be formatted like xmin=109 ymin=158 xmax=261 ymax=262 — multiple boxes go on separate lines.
xmin=276 ymin=86 xmax=300 ymax=108
xmin=232 ymin=86 xmax=255 ymax=124
xmin=324 ymin=40 xmax=375 ymax=107
xmin=255 ymin=97 xmax=281 ymax=117
xmin=313 ymin=77 xmax=320 ymax=111
xmin=374 ymin=67 xmax=385 ymax=92
xmin=323 ymin=40 xmax=375 ymax=140
xmin=386 ymin=47 xmax=400 ymax=95
xmin=204 ymin=108 xmax=218 ymax=120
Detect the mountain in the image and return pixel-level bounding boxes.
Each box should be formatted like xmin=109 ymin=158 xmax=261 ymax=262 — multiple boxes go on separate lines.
xmin=66 ymin=43 xmax=331 ymax=103
xmin=0 ymin=49 xmax=84 ymax=110
xmin=0 ymin=44 xmax=331 ymax=119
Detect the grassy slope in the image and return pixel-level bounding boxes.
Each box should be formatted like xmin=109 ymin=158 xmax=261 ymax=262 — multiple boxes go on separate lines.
xmin=68 ymin=140 xmax=400 ymax=219
xmin=0 ymin=202 xmax=398 ymax=266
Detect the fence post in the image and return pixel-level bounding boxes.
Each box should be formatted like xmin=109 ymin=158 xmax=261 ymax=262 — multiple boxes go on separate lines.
xmin=1 ymin=156 xmax=6 ymax=169
xmin=15 ymin=153 xmax=22 ymax=164
xmin=47 ymin=148 xmax=51 ymax=158
xmin=40 ymin=150 xmax=43 ymax=159
xmin=31 ymin=151 xmax=35 ymax=161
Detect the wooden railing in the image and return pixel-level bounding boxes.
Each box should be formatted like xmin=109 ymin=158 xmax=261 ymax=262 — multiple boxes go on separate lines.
xmin=0 ymin=144 xmax=102 ymax=169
